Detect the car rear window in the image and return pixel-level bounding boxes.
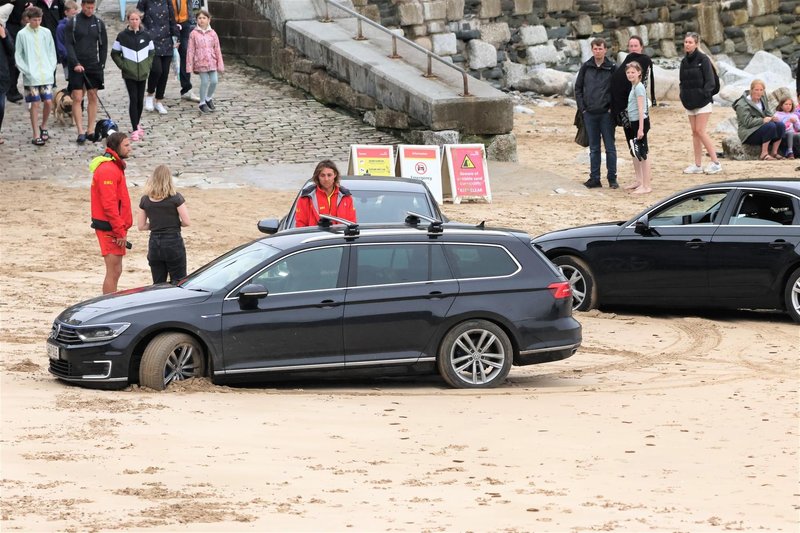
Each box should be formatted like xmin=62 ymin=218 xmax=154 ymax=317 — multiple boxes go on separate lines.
xmin=350 ymin=191 xmax=433 ymax=223
xmin=443 ymin=244 xmax=519 ymax=279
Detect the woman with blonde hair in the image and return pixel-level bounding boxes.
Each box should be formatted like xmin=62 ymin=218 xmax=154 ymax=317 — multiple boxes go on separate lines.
xmin=732 ymin=79 xmax=784 ymax=160
xmin=137 ymin=165 xmax=190 ymax=284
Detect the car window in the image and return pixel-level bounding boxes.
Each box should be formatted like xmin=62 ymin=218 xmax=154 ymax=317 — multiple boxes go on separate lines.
xmin=251 ymin=247 xmax=344 ymax=294
xmin=443 ymin=244 xmax=519 ymax=279
xmin=730 ymin=192 xmax=796 ymax=226
xmin=352 ymin=244 xmax=451 ymax=286
xmin=648 ymin=192 xmax=728 ymax=226
xmin=289 ymin=190 xmax=434 ymax=228
xmin=181 ymin=242 xmax=280 ymax=292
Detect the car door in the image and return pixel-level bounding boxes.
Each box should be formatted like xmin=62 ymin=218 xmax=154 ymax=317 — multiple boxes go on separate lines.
xmin=220 ymin=245 xmax=349 ymax=374
xmin=709 ymin=189 xmax=800 ymax=306
xmin=343 ymin=242 xmax=458 ymax=365
xmin=596 ymin=189 xmax=731 ymax=304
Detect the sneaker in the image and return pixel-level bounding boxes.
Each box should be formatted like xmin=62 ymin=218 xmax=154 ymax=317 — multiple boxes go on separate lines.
xmin=136 ymin=124 xmax=145 ymax=139
xmin=704 ymin=161 xmax=722 ymax=174
xmin=199 ymin=103 xmax=211 ymax=113
xmin=182 ymin=90 xmax=201 ymax=102
xmin=144 ymin=95 xmax=154 ymax=112
xmin=683 ymin=164 xmax=704 ymax=174
xmin=205 ymin=99 xmax=215 ymax=110
xmin=583 ymin=179 xmax=602 ymax=189
xmin=608 ymin=180 xmax=619 ymax=189
xmin=130 ymin=129 xmax=141 ymax=141
xmin=155 ymin=102 xmax=168 ymax=115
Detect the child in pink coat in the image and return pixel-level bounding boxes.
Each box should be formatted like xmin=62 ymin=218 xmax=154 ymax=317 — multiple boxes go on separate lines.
xmin=186 ymin=10 xmax=224 ymax=113
xmin=774 ymin=97 xmax=800 ymax=158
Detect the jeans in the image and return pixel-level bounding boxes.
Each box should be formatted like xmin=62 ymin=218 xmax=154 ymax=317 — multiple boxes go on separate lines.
xmin=0 ymin=92 xmax=5 ymax=132
xmin=147 ymin=233 xmax=187 ymax=284
xmin=178 ymin=22 xmax=193 ymax=94
xmin=744 ymin=122 xmax=783 ymax=145
xmin=124 ymin=79 xmax=146 ymax=129
xmin=147 ymin=55 xmax=172 ymax=100
xmin=583 ymin=110 xmax=617 ymax=183
xmin=198 ymin=71 xmax=218 ymax=103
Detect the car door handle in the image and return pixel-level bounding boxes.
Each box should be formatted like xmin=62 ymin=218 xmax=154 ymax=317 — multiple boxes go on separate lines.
xmin=685 ymin=239 xmax=706 ymax=249
xmin=427 ymin=290 xmax=444 ymax=299
xmin=769 ymin=239 xmax=788 ymax=250
xmin=316 ymin=299 xmax=341 ymax=308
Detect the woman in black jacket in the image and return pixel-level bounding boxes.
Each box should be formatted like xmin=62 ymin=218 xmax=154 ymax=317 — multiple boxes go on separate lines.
xmin=111 ymin=8 xmax=154 ymax=141
xmin=137 ymin=0 xmax=177 ymax=115
xmin=0 ymin=21 xmax=13 ymax=144
xmin=679 ymin=32 xmax=722 ymax=175
xmin=610 ymin=35 xmax=655 ymax=127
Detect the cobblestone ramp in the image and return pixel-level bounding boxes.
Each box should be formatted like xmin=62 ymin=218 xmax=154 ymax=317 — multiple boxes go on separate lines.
xmin=0 ymin=0 xmax=399 ymax=184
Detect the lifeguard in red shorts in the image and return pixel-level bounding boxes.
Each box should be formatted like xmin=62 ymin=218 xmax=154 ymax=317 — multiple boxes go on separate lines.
xmin=295 ymin=160 xmax=356 ymax=227
xmin=90 ymin=132 xmax=133 ymax=294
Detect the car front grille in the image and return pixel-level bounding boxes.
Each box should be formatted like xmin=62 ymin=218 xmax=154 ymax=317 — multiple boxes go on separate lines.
xmin=52 ymin=323 xmax=81 ymax=345
xmin=49 ymin=359 xmax=110 ymax=379
xmin=49 ymin=358 xmax=74 ymax=377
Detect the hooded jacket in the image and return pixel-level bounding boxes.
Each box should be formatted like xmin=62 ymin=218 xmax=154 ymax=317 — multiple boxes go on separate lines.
xmin=575 ymin=56 xmax=615 ymax=114
xmin=111 ymin=27 xmax=155 ymax=81
xmin=295 ymin=184 xmax=356 ymax=227
xmin=679 ymin=49 xmax=715 ymax=110
xmin=90 ymin=149 xmax=132 ymax=239
xmin=14 ymin=23 xmax=57 ymax=86
xmin=733 ymin=90 xmax=776 ymax=143
xmin=136 ymin=0 xmax=178 ymax=56
xmin=0 ymin=30 xmax=13 ymax=95
xmin=186 ymin=25 xmax=223 ymax=73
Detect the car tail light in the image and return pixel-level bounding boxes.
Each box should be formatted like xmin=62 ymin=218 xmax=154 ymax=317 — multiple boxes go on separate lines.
xmin=548 ymin=281 xmax=572 ymax=299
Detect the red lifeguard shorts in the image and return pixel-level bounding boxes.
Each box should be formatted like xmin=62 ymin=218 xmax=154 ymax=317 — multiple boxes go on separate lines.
xmin=96 ymin=230 xmax=126 ymax=256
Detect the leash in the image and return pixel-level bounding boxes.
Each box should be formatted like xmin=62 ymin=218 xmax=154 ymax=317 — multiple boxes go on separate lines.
xmin=81 ymin=71 xmax=114 ymax=121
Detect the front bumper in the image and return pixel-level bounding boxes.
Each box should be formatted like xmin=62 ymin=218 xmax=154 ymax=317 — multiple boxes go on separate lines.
xmin=47 ymin=339 xmax=130 ymax=385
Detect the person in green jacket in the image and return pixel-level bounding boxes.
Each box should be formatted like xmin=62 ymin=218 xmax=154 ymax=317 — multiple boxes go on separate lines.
xmin=15 ymin=6 xmax=57 ymax=146
xmin=733 ymin=79 xmax=785 ymax=160
xmin=111 ymin=8 xmax=154 ymax=141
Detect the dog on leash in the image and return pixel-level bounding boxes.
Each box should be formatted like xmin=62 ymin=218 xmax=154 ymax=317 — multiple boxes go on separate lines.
xmin=53 ymin=89 xmax=74 ymax=126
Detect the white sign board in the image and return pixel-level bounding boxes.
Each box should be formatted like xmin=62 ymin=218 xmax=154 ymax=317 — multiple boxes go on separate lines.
xmin=396 ymin=145 xmax=443 ymax=204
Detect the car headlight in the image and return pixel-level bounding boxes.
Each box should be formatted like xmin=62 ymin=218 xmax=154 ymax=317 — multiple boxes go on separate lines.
xmin=75 ymin=323 xmax=131 ymax=342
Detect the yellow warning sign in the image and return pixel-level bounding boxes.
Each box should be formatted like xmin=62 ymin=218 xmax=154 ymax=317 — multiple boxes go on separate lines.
xmin=461 ymin=155 xmax=476 ymax=169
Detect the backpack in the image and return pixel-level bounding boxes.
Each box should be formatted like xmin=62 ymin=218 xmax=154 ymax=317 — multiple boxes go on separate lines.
xmin=709 ymin=60 xmax=720 ymax=96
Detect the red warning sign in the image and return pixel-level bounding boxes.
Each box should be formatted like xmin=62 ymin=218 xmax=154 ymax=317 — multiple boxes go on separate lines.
xmin=449 ymin=146 xmax=487 ymax=197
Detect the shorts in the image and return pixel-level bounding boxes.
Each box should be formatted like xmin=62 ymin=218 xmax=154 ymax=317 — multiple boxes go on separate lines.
xmin=686 ymin=103 xmax=713 ymax=116
xmin=624 ymin=117 xmax=650 ymax=160
xmin=96 ymin=230 xmax=126 ymax=256
xmin=23 ymin=85 xmax=53 ymax=103
xmin=69 ymin=67 xmax=104 ymax=92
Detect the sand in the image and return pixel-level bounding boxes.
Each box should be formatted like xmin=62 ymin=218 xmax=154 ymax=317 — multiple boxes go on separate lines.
xmin=1 ymin=101 xmax=798 ymax=531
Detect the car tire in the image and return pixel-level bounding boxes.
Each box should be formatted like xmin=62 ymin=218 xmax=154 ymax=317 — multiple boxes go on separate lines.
xmin=139 ymin=333 xmax=205 ymax=391
xmin=552 ymin=255 xmax=597 ymax=311
xmin=437 ymin=320 xmax=512 ymax=389
xmin=785 ymin=268 xmax=800 ymax=323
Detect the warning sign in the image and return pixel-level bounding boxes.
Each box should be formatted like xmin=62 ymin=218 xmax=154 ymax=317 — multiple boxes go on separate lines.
xmin=442 ymin=144 xmax=491 ymax=204
xmin=347 ymin=145 xmax=395 ymax=177
xmin=396 ymin=145 xmax=443 ymax=204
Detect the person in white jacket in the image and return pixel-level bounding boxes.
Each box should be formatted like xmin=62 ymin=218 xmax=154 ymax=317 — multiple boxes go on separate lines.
xmin=14 ymin=6 xmax=57 ymax=146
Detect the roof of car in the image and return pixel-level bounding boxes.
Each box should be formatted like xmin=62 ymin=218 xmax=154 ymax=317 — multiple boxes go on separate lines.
xmin=700 ymin=178 xmax=800 ymax=193
xmin=304 ymin=175 xmax=435 ymax=193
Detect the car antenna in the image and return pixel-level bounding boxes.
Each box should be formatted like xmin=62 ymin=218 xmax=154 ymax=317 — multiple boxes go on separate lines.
xmin=476 ymin=221 xmax=485 ymax=229
xmin=318 ymin=214 xmax=360 ymax=237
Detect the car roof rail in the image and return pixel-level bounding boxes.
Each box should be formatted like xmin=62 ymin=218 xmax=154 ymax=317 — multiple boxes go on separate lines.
xmin=318 ymin=215 xmax=360 ymax=237
xmin=405 ymin=211 xmax=443 ymax=235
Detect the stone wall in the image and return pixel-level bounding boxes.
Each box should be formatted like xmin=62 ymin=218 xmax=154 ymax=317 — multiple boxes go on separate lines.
xmin=353 ymin=0 xmax=799 ymax=89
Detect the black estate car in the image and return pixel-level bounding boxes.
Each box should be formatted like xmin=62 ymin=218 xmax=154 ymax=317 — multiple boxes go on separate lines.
xmin=533 ymin=179 xmax=800 ymax=322
xmin=258 ymin=176 xmax=447 ymax=234
xmin=48 ymin=217 xmax=581 ymax=390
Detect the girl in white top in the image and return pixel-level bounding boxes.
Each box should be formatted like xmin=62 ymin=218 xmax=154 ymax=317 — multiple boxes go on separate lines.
xmin=623 ymin=62 xmax=652 ymax=194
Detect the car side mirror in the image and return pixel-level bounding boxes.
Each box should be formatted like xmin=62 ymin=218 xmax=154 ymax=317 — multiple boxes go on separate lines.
xmin=238 ymin=283 xmax=268 ymax=310
xmin=257 ymin=219 xmax=279 ymax=235
xmin=634 ymin=215 xmax=660 ymax=236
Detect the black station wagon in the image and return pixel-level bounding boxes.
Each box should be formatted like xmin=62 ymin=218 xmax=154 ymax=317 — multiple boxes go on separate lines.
xmin=47 ymin=217 xmax=581 ymax=390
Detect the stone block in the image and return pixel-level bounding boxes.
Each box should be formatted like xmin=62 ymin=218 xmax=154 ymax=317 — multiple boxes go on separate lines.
xmin=515 ymin=68 xmax=573 ymax=95
xmin=446 ymin=0 xmax=465 ymax=21
xmin=722 ymin=135 xmax=762 ymax=160
xmin=526 ymin=43 xmax=560 ymax=65
xmin=360 ymin=5 xmax=381 ymax=23
xmin=432 ymin=32 xmax=459 ymax=55
xmin=422 ymin=0 xmax=447 ymax=21
xmin=602 ymin=0 xmax=633 ymax=17
xmin=747 ymin=0 xmax=780 ymax=17
xmin=485 ymin=133 xmax=518 ymax=162
xmin=479 ymin=0 xmax=502 ymax=19
xmin=646 ymin=21 xmax=674 ymax=41
xmin=573 ymin=15 xmax=592 ymax=38
xmin=502 ymin=60 xmax=528 ymax=89
xmin=467 ymin=39 xmax=498 ymax=69
xmin=545 ymin=0 xmax=574 ymax=12
xmin=399 ymin=2 xmax=424 ymax=25
xmin=290 ymin=71 xmax=311 ymax=91
xmin=731 ymin=9 xmax=749 ymax=25
xmin=514 ymin=0 xmax=533 ymax=16
xmin=428 ymin=21 xmax=447 ymax=33
xmin=697 ymin=3 xmax=724 ymax=46
xmin=659 ymin=39 xmax=677 ymax=58
xmin=744 ymin=50 xmax=793 ymax=79
xmin=742 ymin=26 xmax=764 ymax=54
xmin=481 ymin=22 xmax=511 ymax=48
xmin=294 ymin=57 xmax=315 ymax=74
xmin=374 ymin=108 xmax=410 ymax=129
xmin=414 ymin=36 xmax=433 ymax=51
xmin=407 ymin=24 xmax=429 ymax=38
xmin=519 ymin=25 xmax=548 ymax=45
xmin=421 ymin=130 xmax=460 ymax=145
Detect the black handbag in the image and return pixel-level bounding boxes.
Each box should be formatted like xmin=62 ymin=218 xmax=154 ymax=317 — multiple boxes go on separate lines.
xmin=617 ymin=110 xmax=631 ymax=129
xmin=574 ymin=110 xmax=589 ymax=148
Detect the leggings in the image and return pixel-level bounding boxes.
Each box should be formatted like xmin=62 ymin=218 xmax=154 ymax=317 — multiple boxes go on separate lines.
xmin=0 ymin=92 xmax=5 ymax=133
xmin=146 ymin=55 xmax=172 ymax=100
xmin=198 ymin=71 xmax=218 ymax=103
xmin=124 ymin=78 xmax=146 ymax=130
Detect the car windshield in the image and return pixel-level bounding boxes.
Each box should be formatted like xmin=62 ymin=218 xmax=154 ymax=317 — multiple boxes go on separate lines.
xmin=180 ymin=241 xmax=281 ymax=292
xmin=290 ymin=190 xmax=433 ymax=227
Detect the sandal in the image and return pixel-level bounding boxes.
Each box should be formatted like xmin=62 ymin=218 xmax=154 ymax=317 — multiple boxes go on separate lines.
xmin=760 ymin=154 xmax=775 ymax=160
xmin=773 ymin=153 xmax=784 ymax=160
xmin=32 ymin=137 xmax=45 ymax=146
xmin=76 ymin=133 xmax=86 ymax=144
xmin=39 ymin=127 xmax=49 ymax=141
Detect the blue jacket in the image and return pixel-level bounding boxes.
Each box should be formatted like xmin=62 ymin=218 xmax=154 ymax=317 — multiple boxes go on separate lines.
xmin=55 ymin=16 xmax=69 ymax=64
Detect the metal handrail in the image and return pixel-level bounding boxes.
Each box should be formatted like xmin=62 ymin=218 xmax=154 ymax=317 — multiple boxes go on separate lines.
xmin=321 ymin=0 xmax=471 ymax=96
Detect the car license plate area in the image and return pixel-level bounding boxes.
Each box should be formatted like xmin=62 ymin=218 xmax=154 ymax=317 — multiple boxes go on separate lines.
xmin=47 ymin=343 xmax=61 ymax=361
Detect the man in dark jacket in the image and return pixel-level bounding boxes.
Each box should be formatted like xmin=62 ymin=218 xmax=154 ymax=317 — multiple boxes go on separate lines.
xmin=575 ymin=38 xmax=617 ymax=189
xmin=65 ymin=0 xmax=106 ymax=144
xmin=2 ymin=0 xmax=26 ymax=102
xmin=0 ymin=21 xmax=14 ymax=142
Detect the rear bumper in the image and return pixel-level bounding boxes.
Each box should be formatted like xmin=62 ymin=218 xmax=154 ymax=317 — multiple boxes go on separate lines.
xmin=516 ymin=342 xmax=580 ymax=365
